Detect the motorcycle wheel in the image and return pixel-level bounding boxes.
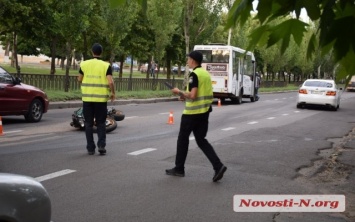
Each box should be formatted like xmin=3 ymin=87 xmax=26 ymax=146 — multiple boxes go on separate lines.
xmin=111 ymin=110 xmax=125 ymax=121
xmin=93 ymin=117 xmax=117 ymax=133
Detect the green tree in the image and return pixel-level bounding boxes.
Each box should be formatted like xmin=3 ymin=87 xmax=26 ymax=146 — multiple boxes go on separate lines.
xmin=226 ymin=0 xmax=355 ymax=82
xmin=147 ymin=0 xmax=183 ymax=80
xmin=0 ymin=0 xmax=48 ymax=76
xmin=55 ymin=0 xmax=94 ymax=91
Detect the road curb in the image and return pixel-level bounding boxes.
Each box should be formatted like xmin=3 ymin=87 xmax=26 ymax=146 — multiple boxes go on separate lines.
xmin=48 ymin=90 xmax=298 ymax=110
xmin=49 ymin=97 xmax=179 ymax=109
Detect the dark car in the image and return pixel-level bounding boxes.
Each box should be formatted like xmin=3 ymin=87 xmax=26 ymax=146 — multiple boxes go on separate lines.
xmin=0 ymin=66 xmax=49 ymax=122
xmin=171 ymin=66 xmax=186 ymax=74
xmin=0 ymin=173 xmax=52 ymax=222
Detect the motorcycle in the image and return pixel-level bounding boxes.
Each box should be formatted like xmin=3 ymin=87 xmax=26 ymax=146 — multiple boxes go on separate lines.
xmin=70 ymin=107 xmax=125 ymax=133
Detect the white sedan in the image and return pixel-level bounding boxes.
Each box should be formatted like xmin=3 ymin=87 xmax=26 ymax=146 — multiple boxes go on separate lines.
xmin=297 ymin=79 xmax=342 ymax=111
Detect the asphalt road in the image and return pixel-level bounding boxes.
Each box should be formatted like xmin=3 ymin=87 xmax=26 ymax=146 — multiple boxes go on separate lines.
xmin=1 ymin=92 xmax=355 ymax=222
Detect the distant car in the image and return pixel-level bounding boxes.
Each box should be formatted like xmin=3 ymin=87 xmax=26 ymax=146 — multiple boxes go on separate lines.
xmin=112 ymin=63 xmax=120 ymax=72
xmin=0 ymin=66 xmax=49 ymax=122
xmin=0 ymin=173 xmax=51 ymax=222
xmin=297 ymin=79 xmax=342 ymax=111
xmin=346 ymin=76 xmax=355 ymax=92
xmin=171 ymin=66 xmax=186 ymax=74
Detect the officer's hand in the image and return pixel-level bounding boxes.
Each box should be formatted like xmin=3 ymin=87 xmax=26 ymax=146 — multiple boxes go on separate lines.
xmin=110 ymin=94 xmax=115 ymax=102
xmin=172 ymin=87 xmax=180 ymax=94
xmin=178 ymin=95 xmax=185 ymax=101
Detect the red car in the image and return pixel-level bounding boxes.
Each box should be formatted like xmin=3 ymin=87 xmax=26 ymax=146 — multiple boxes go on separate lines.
xmin=0 ymin=66 xmax=49 ymax=122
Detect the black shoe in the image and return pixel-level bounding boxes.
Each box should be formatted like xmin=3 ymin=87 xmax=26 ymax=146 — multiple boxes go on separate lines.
xmin=213 ymin=165 xmax=227 ymax=182
xmin=165 ymin=168 xmax=185 ymax=177
xmin=88 ymin=151 xmax=95 ymax=155
xmin=98 ymin=147 xmax=106 ymax=155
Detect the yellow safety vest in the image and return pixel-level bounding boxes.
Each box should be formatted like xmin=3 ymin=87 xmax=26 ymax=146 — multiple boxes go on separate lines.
xmin=80 ymin=59 xmax=110 ymax=102
xmin=183 ymin=67 xmax=213 ymax=115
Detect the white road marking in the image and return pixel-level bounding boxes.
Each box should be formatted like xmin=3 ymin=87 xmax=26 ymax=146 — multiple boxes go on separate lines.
xmin=267 ymin=117 xmax=275 ymax=120
xmin=3 ymin=130 xmax=23 ymax=134
xmin=125 ymin=116 xmax=139 ymax=119
xmin=274 ymin=99 xmax=279 ymax=101
xmin=159 ymin=112 xmax=170 ymax=115
xmin=35 ymin=169 xmax=76 ymax=182
xmin=221 ymin=127 xmax=235 ymax=131
xmin=294 ymin=111 xmax=300 ymax=113
xmin=248 ymin=121 xmax=258 ymax=125
xmin=128 ymin=148 xmax=157 ymax=155
xmin=189 ymin=136 xmax=195 ymax=141
xmin=282 ymin=114 xmax=289 ymax=116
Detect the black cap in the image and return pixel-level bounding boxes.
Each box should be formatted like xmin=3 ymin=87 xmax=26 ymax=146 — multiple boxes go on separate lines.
xmin=188 ymin=50 xmax=203 ymax=64
xmin=92 ymin=43 xmax=103 ymax=55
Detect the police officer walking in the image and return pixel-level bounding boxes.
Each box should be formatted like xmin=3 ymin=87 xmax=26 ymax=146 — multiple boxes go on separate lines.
xmin=166 ymin=50 xmax=227 ymax=182
xmin=78 ymin=43 xmax=115 ymax=155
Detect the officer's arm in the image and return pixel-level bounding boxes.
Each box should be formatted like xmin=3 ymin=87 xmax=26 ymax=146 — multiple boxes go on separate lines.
xmin=78 ymin=68 xmax=84 ymax=83
xmin=107 ymin=75 xmax=115 ymax=95
xmin=78 ymin=74 xmax=83 ymax=83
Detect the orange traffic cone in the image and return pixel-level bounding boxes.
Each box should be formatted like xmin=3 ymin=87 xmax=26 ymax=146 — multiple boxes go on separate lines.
xmin=218 ymin=99 xmax=221 ymax=107
xmin=167 ymin=111 xmax=174 ymax=125
xmin=0 ymin=116 xmax=3 ymax=136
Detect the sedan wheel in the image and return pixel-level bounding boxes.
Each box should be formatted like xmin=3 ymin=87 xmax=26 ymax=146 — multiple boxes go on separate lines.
xmin=24 ymin=99 xmax=43 ymax=122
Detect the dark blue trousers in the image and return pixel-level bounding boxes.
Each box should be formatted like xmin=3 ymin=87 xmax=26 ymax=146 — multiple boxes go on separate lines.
xmin=175 ymin=112 xmax=223 ymax=171
xmin=83 ymin=101 xmax=107 ymax=151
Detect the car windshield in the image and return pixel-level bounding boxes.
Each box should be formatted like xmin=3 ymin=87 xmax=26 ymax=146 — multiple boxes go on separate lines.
xmin=304 ymin=81 xmax=333 ymax=88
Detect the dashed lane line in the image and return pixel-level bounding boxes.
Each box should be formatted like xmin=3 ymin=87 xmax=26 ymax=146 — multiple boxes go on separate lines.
xmin=221 ymin=127 xmax=236 ymax=131
xmin=3 ymin=130 xmax=23 ymax=134
xmin=248 ymin=121 xmax=258 ymax=125
xmin=267 ymin=117 xmax=276 ymax=120
xmin=128 ymin=148 xmax=157 ymax=155
xmin=125 ymin=116 xmax=139 ymax=119
xmin=35 ymin=169 xmax=76 ymax=182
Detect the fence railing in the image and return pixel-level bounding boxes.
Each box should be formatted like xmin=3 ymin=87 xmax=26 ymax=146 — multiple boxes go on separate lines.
xmin=18 ymin=74 xmax=184 ymax=91
xmin=17 ymin=73 xmax=300 ymax=91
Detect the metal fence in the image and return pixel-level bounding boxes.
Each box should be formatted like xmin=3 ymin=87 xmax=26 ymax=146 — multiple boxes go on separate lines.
xmin=18 ymin=74 xmax=184 ymax=91
xmin=17 ymin=73 xmax=300 ymax=91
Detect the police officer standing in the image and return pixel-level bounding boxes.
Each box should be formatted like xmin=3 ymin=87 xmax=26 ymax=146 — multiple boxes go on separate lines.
xmin=78 ymin=43 xmax=115 ymax=155
xmin=165 ymin=50 xmax=227 ymax=182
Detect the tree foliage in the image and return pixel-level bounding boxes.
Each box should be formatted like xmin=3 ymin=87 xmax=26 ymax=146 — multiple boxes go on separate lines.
xmin=226 ymin=0 xmax=355 ymax=81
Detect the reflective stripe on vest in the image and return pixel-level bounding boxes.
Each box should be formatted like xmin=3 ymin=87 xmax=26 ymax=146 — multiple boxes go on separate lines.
xmin=183 ymin=68 xmax=213 ymax=115
xmin=80 ymin=59 xmax=110 ymax=102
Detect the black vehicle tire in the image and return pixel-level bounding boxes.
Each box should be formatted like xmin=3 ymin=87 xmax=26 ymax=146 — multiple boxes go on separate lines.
xmin=232 ymin=90 xmax=243 ymax=104
xmin=24 ymin=98 xmax=43 ymax=122
xmin=296 ymin=103 xmax=302 ymax=109
xmin=250 ymin=91 xmax=256 ymax=102
xmin=332 ymin=105 xmax=339 ymax=111
xmin=111 ymin=110 xmax=125 ymax=121
xmin=93 ymin=117 xmax=117 ymax=133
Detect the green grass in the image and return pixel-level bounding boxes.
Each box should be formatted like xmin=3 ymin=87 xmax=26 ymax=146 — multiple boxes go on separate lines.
xmin=259 ymin=85 xmax=299 ymax=92
xmin=46 ymin=86 xmax=298 ymax=102
xmin=46 ymin=90 xmax=174 ymax=102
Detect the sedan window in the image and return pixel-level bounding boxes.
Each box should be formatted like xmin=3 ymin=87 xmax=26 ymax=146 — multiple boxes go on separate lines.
xmin=0 ymin=73 xmax=14 ymax=84
xmin=304 ymin=81 xmax=333 ymax=88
